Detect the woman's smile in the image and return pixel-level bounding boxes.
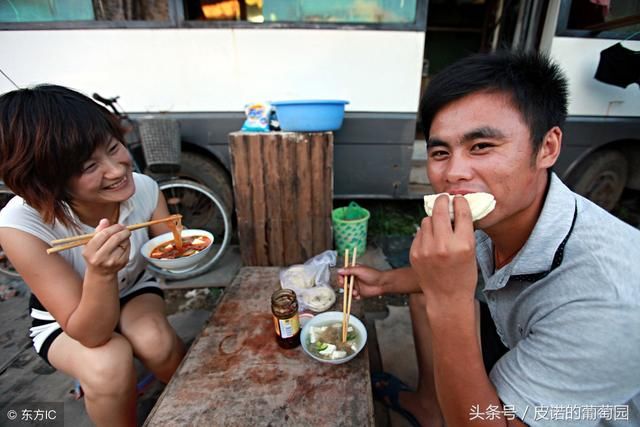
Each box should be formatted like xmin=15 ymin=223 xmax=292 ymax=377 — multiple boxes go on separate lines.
xmin=103 ymin=175 xmax=129 ymax=191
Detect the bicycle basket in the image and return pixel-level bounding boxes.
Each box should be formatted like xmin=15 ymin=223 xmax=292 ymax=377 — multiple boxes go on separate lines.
xmin=138 ymin=118 xmax=182 ymax=174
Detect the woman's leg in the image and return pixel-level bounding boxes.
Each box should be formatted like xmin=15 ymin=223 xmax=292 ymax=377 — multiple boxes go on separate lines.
xmin=118 ymin=293 xmax=185 ymax=383
xmin=47 ymin=332 xmax=137 ymax=427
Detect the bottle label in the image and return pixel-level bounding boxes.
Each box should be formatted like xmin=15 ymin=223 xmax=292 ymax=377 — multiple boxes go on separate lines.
xmin=273 ymin=315 xmax=300 ymax=339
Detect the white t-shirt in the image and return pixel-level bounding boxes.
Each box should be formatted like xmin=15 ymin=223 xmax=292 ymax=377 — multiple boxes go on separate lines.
xmin=0 ymin=172 xmax=159 ymax=292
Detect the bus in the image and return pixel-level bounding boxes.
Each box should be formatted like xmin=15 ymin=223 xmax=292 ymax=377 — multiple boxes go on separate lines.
xmin=0 ymin=0 xmax=428 ymax=208
xmin=1 ymin=0 xmax=639 ymax=212
xmin=417 ymin=0 xmax=640 ymax=212
xmin=539 ymin=0 xmax=640 ymax=211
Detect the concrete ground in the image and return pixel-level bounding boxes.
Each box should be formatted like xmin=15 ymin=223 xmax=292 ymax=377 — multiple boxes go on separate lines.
xmin=0 ymin=285 xmax=213 ymax=427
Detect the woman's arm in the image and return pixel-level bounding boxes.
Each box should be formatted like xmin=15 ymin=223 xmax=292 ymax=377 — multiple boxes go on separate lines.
xmin=0 ymin=222 xmax=130 ymax=347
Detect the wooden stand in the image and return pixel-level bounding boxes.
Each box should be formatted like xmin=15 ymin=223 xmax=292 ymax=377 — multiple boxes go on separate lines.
xmin=229 ymin=132 xmax=333 ymax=266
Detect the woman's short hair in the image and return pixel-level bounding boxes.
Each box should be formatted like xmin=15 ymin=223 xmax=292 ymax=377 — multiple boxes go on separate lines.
xmin=0 ymin=84 xmax=126 ymax=227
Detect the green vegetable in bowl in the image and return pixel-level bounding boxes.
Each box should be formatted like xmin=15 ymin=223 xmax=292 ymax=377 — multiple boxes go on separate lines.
xmin=308 ymin=322 xmax=359 ymax=360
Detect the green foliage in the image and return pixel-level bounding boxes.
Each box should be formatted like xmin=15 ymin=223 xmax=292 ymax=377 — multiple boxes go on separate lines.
xmin=354 ymin=200 xmax=423 ymax=237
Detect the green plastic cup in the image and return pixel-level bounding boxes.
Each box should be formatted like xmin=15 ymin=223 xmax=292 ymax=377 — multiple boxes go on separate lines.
xmin=332 ymin=202 xmax=370 ymax=255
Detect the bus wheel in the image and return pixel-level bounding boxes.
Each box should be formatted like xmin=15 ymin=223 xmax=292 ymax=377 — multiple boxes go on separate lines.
xmin=147 ymin=151 xmax=233 ymax=216
xmin=566 ymin=149 xmax=628 ymax=211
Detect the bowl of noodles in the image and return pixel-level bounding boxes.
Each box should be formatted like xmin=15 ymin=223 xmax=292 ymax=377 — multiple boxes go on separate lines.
xmin=141 ymin=229 xmax=214 ymax=272
xmin=300 ymin=311 xmax=367 ymax=365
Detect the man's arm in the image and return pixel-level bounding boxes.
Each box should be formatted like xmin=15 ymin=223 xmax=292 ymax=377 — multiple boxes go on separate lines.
xmin=426 ymin=299 xmax=525 ymax=426
xmin=411 ymin=195 xmax=525 ymax=426
xmin=338 ymin=265 xmax=422 ymax=298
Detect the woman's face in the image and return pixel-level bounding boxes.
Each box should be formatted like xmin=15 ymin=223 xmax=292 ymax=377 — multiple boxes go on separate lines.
xmin=67 ymin=139 xmax=135 ymax=206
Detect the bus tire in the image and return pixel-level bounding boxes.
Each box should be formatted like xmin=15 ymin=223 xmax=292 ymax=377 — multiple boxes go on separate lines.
xmin=566 ymin=149 xmax=628 ymax=211
xmin=148 ymin=151 xmax=233 ymax=216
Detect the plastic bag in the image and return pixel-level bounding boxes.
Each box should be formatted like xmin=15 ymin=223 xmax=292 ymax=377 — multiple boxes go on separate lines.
xmin=280 ymin=250 xmax=337 ymax=312
xmin=241 ymin=102 xmax=271 ymax=132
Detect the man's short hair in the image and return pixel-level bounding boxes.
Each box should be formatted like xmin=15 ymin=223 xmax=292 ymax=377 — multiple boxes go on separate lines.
xmin=419 ymin=51 xmax=569 ymax=153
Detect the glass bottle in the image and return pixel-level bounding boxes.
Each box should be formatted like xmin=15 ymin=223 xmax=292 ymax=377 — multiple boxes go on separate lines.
xmin=271 ymin=288 xmax=301 ymax=349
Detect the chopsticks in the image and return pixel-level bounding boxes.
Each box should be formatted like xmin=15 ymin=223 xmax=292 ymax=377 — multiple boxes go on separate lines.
xmin=342 ymin=247 xmax=358 ymax=342
xmin=46 ymin=214 xmax=182 ymax=255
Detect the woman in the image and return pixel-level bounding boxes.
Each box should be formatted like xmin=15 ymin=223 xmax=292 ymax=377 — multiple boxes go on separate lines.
xmin=0 ymin=85 xmax=185 ymax=426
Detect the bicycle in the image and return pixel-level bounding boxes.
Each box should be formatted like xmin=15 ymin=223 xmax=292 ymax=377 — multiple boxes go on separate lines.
xmin=0 ymin=94 xmax=232 ymax=281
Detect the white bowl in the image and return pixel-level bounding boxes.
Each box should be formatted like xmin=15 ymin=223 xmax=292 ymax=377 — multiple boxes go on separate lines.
xmin=141 ymin=229 xmax=214 ymax=272
xmin=300 ymin=311 xmax=367 ymax=365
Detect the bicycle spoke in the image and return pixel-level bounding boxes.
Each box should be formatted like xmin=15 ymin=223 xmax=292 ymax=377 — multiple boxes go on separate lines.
xmin=156 ymin=180 xmax=232 ymax=279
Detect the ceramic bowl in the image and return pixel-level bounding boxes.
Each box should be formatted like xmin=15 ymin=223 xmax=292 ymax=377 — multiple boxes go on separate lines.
xmin=300 ymin=311 xmax=367 ymax=365
xmin=141 ymin=229 xmax=213 ymax=272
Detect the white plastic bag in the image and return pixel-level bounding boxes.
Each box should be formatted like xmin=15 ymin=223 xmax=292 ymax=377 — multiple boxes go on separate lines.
xmin=280 ymin=250 xmax=337 ymax=312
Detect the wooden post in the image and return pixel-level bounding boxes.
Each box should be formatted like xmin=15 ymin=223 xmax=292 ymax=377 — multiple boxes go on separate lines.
xmin=229 ymin=132 xmax=334 ymax=266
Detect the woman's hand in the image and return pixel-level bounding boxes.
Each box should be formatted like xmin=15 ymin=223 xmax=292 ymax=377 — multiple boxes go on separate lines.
xmin=82 ymin=218 xmax=131 ymax=276
xmin=338 ymin=265 xmax=386 ymax=299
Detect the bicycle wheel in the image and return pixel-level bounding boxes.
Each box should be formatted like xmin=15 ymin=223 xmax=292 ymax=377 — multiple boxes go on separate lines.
xmin=0 ymin=184 xmax=20 ymax=278
xmin=149 ymin=179 xmax=231 ymax=280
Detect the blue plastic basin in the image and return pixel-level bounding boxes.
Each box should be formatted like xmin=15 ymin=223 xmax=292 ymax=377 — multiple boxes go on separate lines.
xmin=271 ymin=100 xmax=349 ymax=132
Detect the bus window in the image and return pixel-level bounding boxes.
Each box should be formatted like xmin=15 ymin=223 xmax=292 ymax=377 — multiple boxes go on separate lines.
xmin=562 ymin=0 xmax=640 ymax=36
xmin=0 ymin=0 xmax=170 ymax=23
xmin=186 ymin=0 xmax=417 ymax=24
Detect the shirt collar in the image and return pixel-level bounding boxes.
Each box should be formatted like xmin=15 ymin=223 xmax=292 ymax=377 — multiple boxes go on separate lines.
xmin=477 ymin=173 xmax=577 ymax=291
xmin=120 ymin=197 xmax=134 ymax=223
xmin=66 ymin=198 xmax=134 ymax=230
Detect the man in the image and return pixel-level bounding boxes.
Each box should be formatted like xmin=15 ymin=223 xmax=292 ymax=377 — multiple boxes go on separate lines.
xmin=340 ymin=51 xmax=640 ymax=426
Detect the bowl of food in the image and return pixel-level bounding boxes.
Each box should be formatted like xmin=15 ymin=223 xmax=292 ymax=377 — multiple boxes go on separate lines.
xmin=141 ymin=229 xmax=214 ymax=272
xmin=300 ymin=311 xmax=367 ymax=365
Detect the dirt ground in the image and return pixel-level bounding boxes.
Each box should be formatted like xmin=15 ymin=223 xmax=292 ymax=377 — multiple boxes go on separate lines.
xmin=162 ymin=276 xmax=409 ymax=317
xmin=164 ymin=287 xmax=223 ymax=315
xmin=163 ymin=189 xmax=640 ymax=316
xmin=162 ymin=250 xmax=412 ymax=318
xmin=6 ymin=189 xmax=640 ymax=316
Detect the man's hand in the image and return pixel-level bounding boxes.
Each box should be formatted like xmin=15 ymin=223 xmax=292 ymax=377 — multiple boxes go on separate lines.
xmin=410 ymin=194 xmax=477 ymax=305
xmin=338 ymin=265 xmax=386 ymax=299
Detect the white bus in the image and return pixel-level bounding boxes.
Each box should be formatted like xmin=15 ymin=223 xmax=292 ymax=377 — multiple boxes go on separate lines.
xmin=0 ymin=0 xmax=427 ymax=206
xmin=417 ymin=0 xmax=640 ymax=211
xmin=1 ymin=0 xmax=639 ymax=211
xmin=539 ymin=0 xmax=640 ymax=211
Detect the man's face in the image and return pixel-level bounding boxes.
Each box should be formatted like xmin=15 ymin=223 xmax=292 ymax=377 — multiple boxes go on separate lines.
xmin=426 ymin=91 xmax=549 ymax=231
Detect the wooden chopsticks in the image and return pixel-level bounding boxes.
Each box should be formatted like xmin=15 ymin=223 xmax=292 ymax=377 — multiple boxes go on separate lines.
xmin=46 ymin=214 xmax=182 ymax=255
xmin=342 ymin=247 xmax=358 ymax=342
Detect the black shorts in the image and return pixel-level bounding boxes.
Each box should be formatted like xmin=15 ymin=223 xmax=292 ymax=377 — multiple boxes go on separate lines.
xmin=29 ymin=284 xmax=164 ymax=366
xmin=480 ymin=300 xmax=509 ymax=374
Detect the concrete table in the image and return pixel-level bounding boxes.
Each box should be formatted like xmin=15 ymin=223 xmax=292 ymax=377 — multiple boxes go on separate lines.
xmin=145 ymin=267 xmax=374 ymax=426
